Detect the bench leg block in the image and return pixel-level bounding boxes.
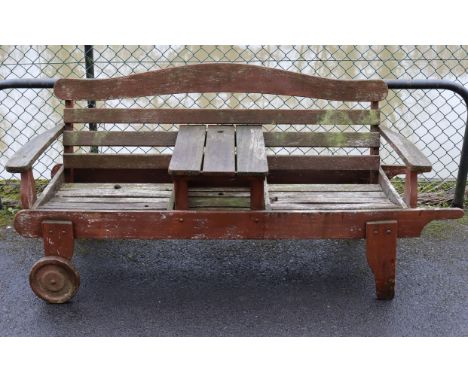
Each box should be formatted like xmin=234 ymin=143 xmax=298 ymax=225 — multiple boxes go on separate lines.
xmin=42 ymin=220 xmax=74 ymax=259
xmin=366 ymin=220 xmax=397 ymax=300
xmin=173 ymin=177 xmax=189 ymax=210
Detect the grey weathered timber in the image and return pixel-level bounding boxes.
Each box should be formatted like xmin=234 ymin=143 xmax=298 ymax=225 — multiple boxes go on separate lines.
xmin=64 ymin=108 xmax=380 ymax=126
xmin=6 ymin=124 xmax=64 ymax=173
xmin=267 ymin=184 xmax=382 ymax=192
xmin=379 ymin=126 xmax=432 ymax=172
xmin=168 ymin=125 xmax=206 ymax=175
xmin=264 ymin=131 xmax=380 ymax=148
xmin=203 ymin=125 xmax=236 ymax=175
xmin=267 ymin=155 xmax=380 ymax=171
xmin=63 ymin=154 xmax=171 ymax=169
xmin=33 ymin=167 xmax=65 ymax=209
xmin=63 ymin=131 xmax=178 ymax=147
xmin=236 ymin=126 xmax=268 ymax=175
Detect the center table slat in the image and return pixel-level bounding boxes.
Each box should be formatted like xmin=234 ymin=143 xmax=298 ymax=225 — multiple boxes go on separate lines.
xmin=202 ymin=125 xmax=236 ymax=175
xmin=236 ymin=125 xmax=268 ymax=175
xmin=168 ymin=125 xmax=206 ymax=175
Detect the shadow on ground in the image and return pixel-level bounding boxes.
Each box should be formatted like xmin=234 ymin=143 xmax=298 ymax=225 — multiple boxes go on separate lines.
xmin=0 ymin=217 xmax=467 ymax=336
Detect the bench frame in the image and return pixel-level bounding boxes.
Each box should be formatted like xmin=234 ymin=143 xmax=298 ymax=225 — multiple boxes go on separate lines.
xmin=5 ymin=63 xmax=464 ymax=303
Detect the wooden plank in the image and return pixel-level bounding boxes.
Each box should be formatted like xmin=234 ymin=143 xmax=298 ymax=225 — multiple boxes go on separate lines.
xmin=72 ymin=168 xmax=173 ymax=183
xmin=405 ymin=170 xmax=419 ymax=208
xmin=47 ymin=197 xmax=171 ymax=203
xmin=269 ymin=192 xmax=388 ymax=201
xmin=63 ymin=153 xmax=171 ymax=169
xmin=55 ymin=63 xmax=388 ymax=102
xmin=189 ymin=197 xmax=250 ymax=208
xmin=41 ymin=200 xmax=169 ymax=210
xmin=168 ymin=125 xmax=206 ymax=175
xmin=366 ymin=221 xmax=397 ymax=300
xmin=6 ymin=124 xmax=64 ymax=173
xmin=42 ymin=220 xmax=74 ymax=259
xmin=15 ymin=208 xmax=463 ymax=240
xmin=56 ymin=189 xmax=172 ymax=198
xmin=63 ymin=131 xmax=178 ymax=147
xmin=267 ymin=184 xmax=382 ymax=192
xmin=236 ymin=126 xmax=268 ymax=175
xmin=267 ymin=170 xmax=376 ymax=184
xmin=270 ymin=203 xmax=399 ymax=210
xmin=380 ymin=126 xmax=432 ymax=172
xmin=264 ymin=131 xmax=380 ymax=148
xmin=64 ymin=108 xmax=381 ymax=125
xmin=203 ymin=125 xmax=235 ymax=175
xmin=378 ymin=168 xmax=406 ymax=208
xmin=20 ymin=169 xmax=37 ymax=209
xmin=33 ymin=166 xmax=65 ymax=209
xmin=59 ymin=183 xmax=173 ymax=191
xmin=267 ymin=155 xmax=380 ymax=171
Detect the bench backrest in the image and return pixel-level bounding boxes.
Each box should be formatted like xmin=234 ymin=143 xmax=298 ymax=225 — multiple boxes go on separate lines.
xmin=53 ymin=63 xmax=388 ymax=182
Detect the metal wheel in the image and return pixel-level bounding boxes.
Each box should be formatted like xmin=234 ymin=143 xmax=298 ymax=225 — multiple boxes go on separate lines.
xmin=29 ymin=256 xmax=80 ymax=304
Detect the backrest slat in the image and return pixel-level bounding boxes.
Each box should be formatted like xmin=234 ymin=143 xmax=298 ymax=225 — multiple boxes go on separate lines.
xmin=55 ymin=63 xmax=388 ymax=102
xmin=63 ymin=130 xmax=380 ymax=148
xmin=64 ymin=108 xmax=380 ymax=125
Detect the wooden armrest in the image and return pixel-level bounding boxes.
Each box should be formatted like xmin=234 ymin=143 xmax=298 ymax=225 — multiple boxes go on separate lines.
xmin=379 ymin=126 xmax=432 ymax=173
xmin=5 ymin=124 xmax=64 ymax=173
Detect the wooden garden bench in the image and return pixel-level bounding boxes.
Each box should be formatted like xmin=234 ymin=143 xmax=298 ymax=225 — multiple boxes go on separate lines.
xmin=5 ymin=63 xmax=463 ymax=303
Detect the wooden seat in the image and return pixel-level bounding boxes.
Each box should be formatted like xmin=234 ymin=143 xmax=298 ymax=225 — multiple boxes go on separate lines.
xmin=5 ymin=63 xmax=463 ymax=303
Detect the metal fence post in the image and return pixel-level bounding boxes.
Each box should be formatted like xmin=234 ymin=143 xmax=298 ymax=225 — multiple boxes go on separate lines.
xmin=84 ymin=45 xmax=98 ymax=153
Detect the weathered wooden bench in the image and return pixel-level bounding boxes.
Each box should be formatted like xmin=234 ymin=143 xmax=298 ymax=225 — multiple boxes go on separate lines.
xmin=5 ymin=63 xmax=463 ymax=303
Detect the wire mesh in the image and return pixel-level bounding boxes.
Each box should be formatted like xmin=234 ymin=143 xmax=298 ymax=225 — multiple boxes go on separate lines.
xmin=1 ymin=45 xmax=467 ymax=188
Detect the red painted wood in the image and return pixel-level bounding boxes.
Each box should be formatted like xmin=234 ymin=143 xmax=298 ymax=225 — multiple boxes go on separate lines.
xmin=55 ymin=63 xmax=388 ymax=102
xmin=366 ymin=220 xmax=397 ymax=300
xmin=20 ymin=169 xmax=37 ymax=209
xmin=42 ymin=220 xmax=74 ymax=259
xmin=174 ymin=177 xmax=189 ymax=210
xmin=405 ymin=170 xmax=418 ymax=207
xmin=250 ymin=177 xmax=265 ymax=210
xmin=15 ymin=208 xmax=463 ymax=240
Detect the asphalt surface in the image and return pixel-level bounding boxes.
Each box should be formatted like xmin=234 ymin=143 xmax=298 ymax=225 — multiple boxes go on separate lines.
xmin=0 ymin=217 xmax=467 ymax=336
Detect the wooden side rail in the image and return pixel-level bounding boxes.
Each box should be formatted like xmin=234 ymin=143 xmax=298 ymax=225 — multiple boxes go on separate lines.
xmin=5 ymin=124 xmax=64 ymax=209
xmin=5 ymin=124 xmax=64 ymax=173
xmin=380 ymin=126 xmax=432 ymax=207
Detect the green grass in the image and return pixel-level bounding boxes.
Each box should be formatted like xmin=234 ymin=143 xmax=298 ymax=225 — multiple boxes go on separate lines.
xmin=0 ymin=180 xmax=47 ymax=227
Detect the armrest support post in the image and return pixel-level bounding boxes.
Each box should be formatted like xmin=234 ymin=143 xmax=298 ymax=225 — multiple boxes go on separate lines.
xmin=404 ymin=169 xmax=418 ymax=208
xmin=20 ymin=169 xmax=37 ymax=209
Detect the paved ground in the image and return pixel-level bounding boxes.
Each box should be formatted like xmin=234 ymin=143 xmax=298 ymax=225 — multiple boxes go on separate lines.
xmin=0 ymin=217 xmax=467 ymax=336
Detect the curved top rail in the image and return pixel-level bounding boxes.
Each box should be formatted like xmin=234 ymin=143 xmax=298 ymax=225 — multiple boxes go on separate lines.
xmin=54 ymin=63 xmax=388 ymax=102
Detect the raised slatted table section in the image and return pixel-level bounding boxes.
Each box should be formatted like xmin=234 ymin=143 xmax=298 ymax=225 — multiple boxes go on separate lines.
xmin=168 ymin=125 xmax=268 ymax=210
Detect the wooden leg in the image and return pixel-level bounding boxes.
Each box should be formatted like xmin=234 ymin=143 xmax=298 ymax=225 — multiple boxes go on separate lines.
xmin=174 ymin=177 xmax=189 ymax=210
xmin=405 ymin=169 xmax=418 ymax=208
xmin=42 ymin=220 xmax=74 ymax=259
xmin=20 ymin=169 xmax=37 ymax=209
xmin=366 ymin=220 xmax=397 ymax=300
xmin=250 ymin=177 xmax=265 ymax=210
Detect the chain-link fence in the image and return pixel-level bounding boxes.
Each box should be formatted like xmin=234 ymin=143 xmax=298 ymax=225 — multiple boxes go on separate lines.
xmin=1 ymin=46 xmax=467 ymax=189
